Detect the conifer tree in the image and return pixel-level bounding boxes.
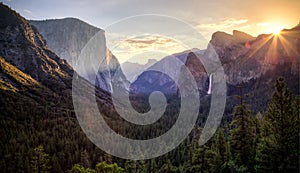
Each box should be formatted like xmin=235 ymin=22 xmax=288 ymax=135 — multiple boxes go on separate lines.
xmin=255 ymin=77 xmax=299 ymax=172
xmin=207 ymin=129 xmax=229 ymax=173
xmin=229 ymin=86 xmax=256 ymax=172
xmin=80 ymin=150 xmax=91 ymax=169
xmin=30 ymin=146 xmax=51 ymax=173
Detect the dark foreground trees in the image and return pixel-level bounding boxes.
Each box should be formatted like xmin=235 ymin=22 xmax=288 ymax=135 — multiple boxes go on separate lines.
xmin=1 ymin=77 xmax=298 ymax=173
xmin=255 ymin=78 xmax=299 ymax=172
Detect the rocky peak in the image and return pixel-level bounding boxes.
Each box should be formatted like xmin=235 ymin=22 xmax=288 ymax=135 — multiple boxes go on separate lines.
xmin=232 ymin=30 xmax=255 ymax=43
xmin=183 ymin=52 xmax=208 ymax=93
xmin=30 ymin=18 xmax=102 ymax=67
xmin=210 ymin=31 xmax=235 ymax=47
xmin=0 ymin=3 xmax=73 ymax=89
xmin=30 ymin=18 xmax=128 ymax=92
xmin=210 ymin=30 xmax=255 ymax=48
xmin=205 ymin=23 xmax=300 ymax=85
xmin=207 ymin=31 xmax=250 ymax=64
xmin=131 ymin=50 xmax=209 ymax=95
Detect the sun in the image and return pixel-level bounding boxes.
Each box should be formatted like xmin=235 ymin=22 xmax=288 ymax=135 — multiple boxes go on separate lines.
xmin=266 ymin=23 xmax=284 ymax=35
xmin=271 ymin=27 xmax=282 ymax=35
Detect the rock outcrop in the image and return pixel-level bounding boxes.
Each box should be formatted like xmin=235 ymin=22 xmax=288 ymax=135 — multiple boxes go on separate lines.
xmin=30 ymin=18 xmax=128 ymax=92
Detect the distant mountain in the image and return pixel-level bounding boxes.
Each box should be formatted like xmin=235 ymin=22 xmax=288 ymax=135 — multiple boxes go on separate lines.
xmin=130 ymin=48 xmax=209 ymax=95
xmin=206 ymin=26 xmax=300 ymax=84
xmin=30 ymin=18 xmax=128 ymax=92
xmin=131 ymin=26 xmax=300 ymax=113
xmin=206 ymin=26 xmax=299 ymax=113
xmin=121 ymin=59 xmax=157 ymax=82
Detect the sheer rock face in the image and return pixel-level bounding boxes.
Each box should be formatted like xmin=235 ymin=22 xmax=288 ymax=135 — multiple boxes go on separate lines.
xmin=30 ymin=18 xmax=128 ymax=92
xmin=0 ymin=4 xmax=73 ymax=90
xmin=206 ymin=27 xmax=300 ymax=85
xmin=0 ymin=3 xmax=112 ymax=110
xmin=30 ymin=18 xmax=101 ymax=68
xmin=183 ymin=52 xmax=208 ymax=93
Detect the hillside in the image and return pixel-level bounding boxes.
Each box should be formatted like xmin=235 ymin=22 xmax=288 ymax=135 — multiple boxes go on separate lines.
xmin=0 ymin=3 xmax=116 ymax=172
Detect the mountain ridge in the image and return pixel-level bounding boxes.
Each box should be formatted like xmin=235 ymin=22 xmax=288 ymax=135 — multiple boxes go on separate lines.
xmin=131 ymin=23 xmax=299 ymax=113
xmin=30 ymin=18 xmax=128 ymax=92
xmin=0 ymin=3 xmax=73 ymax=92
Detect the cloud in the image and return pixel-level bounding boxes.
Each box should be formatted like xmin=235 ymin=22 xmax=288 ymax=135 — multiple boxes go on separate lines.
xmin=111 ymin=35 xmax=187 ymax=63
xmin=195 ymin=18 xmax=249 ymax=40
xmin=23 ymin=8 xmax=39 ymax=19
xmin=126 ymin=36 xmax=175 ymax=48
xmin=23 ymin=9 xmax=33 ymax=14
xmin=126 ymin=39 xmax=157 ymax=45
xmin=197 ymin=18 xmax=248 ymax=30
xmin=256 ymin=22 xmax=271 ymax=26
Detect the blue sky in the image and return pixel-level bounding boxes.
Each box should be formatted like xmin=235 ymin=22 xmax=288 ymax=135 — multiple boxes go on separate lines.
xmin=4 ymin=0 xmax=300 ymax=35
xmin=3 ymin=0 xmax=300 ymax=63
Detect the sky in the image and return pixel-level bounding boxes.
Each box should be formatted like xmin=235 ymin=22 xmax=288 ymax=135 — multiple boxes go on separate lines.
xmin=3 ymin=0 xmax=300 ymax=63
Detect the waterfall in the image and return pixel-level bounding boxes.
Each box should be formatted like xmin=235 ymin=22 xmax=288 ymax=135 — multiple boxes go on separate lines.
xmin=207 ymin=74 xmax=212 ymax=94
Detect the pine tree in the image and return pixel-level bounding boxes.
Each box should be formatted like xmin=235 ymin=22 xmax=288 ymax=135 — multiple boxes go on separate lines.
xmin=80 ymin=150 xmax=91 ymax=169
xmin=255 ymin=78 xmax=299 ymax=173
xmin=30 ymin=145 xmax=51 ymax=173
xmin=229 ymin=86 xmax=256 ymax=172
xmin=124 ymin=159 xmax=136 ymax=173
xmin=136 ymin=160 xmax=147 ymax=173
xmin=215 ymin=128 xmax=228 ymax=167
xmin=51 ymin=154 xmax=63 ymax=173
xmin=207 ymin=128 xmax=229 ymax=173
xmin=190 ymin=140 xmax=211 ymax=173
xmin=159 ymin=159 xmax=177 ymax=173
xmin=149 ymin=159 xmax=158 ymax=173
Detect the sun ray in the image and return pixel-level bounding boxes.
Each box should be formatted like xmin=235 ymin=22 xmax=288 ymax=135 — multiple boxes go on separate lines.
xmin=266 ymin=35 xmax=278 ymax=65
xmin=277 ymin=32 xmax=298 ymax=58
xmin=235 ymin=34 xmax=273 ymax=66
xmin=246 ymin=34 xmax=273 ymax=58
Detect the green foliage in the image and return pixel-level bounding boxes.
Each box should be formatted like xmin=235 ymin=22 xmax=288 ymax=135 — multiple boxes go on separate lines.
xmin=69 ymin=164 xmax=95 ymax=173
xmin=96 ymin=161 xmax=125 ymax=173
xmin=207 ymin=129 xmax=229 ymax=173
xmin=124 ymin=159 xmax=136 ymax=173
xmin=158 ymin=159 xmax=177 ymax=173
xmin=30 ymin=146 xmax=51 ymax=173
xmin=69 ymin=162 xmax=125 ymax=173
xmin=1 ymin=55 xmax=299 ymax=173
xmin=229 ymin=88 xmax=256 ymax=172
xmin=255 ymin=78 xmax=299 ymax=173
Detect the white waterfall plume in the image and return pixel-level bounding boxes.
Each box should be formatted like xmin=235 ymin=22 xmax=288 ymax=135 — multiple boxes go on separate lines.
xmin=207 ymin=74 xmax=212 ymax=94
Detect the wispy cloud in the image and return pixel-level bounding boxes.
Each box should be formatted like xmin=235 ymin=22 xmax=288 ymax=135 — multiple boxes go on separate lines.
xmin=195 ymin=18 xmax=249 ymax=40
xmin=23 ymin=9 xmax=36 ymax=18
xmin=23 ymin=9 xmax=32 ymax=14
xmin=126 ymin=36 xmax=176 ymax=48
xmin=197 ymin=18 xmax=248 ymax=30
xmin=111 ymin=35 xmax=187 ymax=63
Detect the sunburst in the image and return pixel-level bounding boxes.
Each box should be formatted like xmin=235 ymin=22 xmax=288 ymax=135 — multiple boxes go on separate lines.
xmin=265 ymin=23 xmax=284 ymax=35
xmin=239 ymin=24 xmax=299 ymax=70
